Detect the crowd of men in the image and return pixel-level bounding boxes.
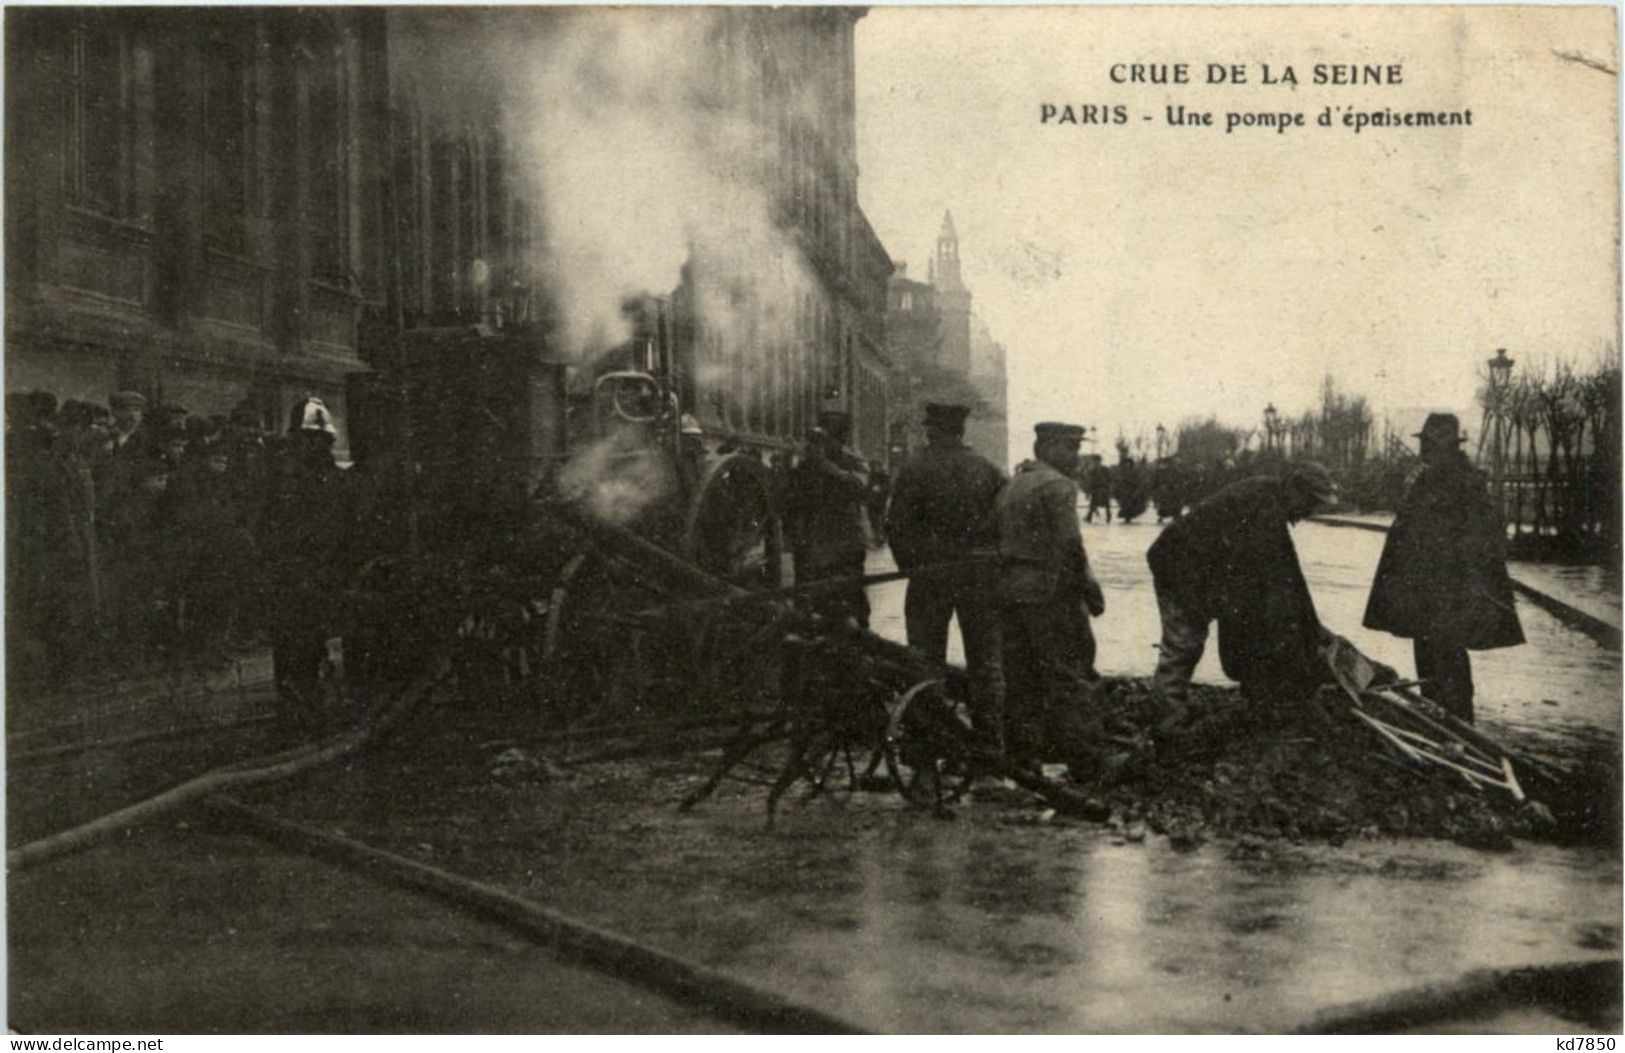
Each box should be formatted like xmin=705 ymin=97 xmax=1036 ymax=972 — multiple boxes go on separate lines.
xmin=12 ymin=383 xmax=1520 ymax=756
xmin=7 ymin=389 xmax=350 ymax=727
xmin=787 ymin=403 xmax=1523 ymax=784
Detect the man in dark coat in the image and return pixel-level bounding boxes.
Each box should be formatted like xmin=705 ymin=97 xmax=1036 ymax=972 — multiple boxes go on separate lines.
xmin=171 ymin=418 xmax=258 ymax=666
xmin=1083 ymin=454 xmax=1113 ymax=523
xmin=1147 ymin=462 xmax=1339 ymax=710
xmin=1113 ymin=442 xmax=1149 ymax=522
xmin=47 ymin=401 xmax=111 ymax=667
xmin=887 ymin=402 xmax=1007 ymax=751
xmin=261 ymin=396 xmax=350 ymax=731
xmin=1363 ymin=413 xmax=1523 ymax=722
xmin=783 ymin=408 xmax=871 ymax=627
xmin=1151 ymin=456 xmax=1189 ymax=523
xmin=995 ymin=421 xmax=1106 ymax=774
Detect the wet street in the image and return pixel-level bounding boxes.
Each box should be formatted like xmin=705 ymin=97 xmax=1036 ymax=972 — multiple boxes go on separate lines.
xmin=869 ymin=516 xmax=1622 ymax=761
xmin=12 ymin=513 xmax=1619 ymax=1034
xmin=226 ymin=511 xmax=1617 ymax=1033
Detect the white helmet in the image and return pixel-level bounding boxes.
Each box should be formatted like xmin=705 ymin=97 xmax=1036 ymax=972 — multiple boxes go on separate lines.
xmin=289 ymin=396 xmax=338 ymax=436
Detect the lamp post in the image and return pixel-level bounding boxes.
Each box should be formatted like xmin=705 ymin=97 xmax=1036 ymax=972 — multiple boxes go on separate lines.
xmin=1480 ymin=348 xmax=1515 ymax=513
xmin=1263 ymin=403 xmax=1280 ymax=453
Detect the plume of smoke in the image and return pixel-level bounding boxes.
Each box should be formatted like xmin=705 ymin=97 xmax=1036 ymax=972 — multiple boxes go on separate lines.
xmin=391 ymin=9 xmax=828 ymax=522
xmin=555 ymin=427 xmax=678 ymax=528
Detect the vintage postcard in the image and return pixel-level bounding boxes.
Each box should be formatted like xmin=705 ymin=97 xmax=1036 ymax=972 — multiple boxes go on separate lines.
xmin=5 ymin=3 xmax=1620 ymax=1037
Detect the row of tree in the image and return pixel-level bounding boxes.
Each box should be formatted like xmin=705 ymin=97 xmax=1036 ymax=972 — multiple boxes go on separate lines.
xmin=1477 ymin=350 xmax=1620 ymax=560
xmin=1170 ymin=376 xmax=1380 ymax=473
xmin=1149 ymin=357 xmax=1620 ymax=565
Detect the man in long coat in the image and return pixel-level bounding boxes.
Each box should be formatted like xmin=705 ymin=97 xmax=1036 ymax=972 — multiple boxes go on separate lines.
xmin=261 ymin=397 xmax=350 ymax=731
xmin=995 ymin=421 xmax=1106 ymax=773
xmin=1113 ymin=443 xmax=1149 ymax=522
xmin=887 ymin=402 xmax=1006 ymax=751
xmin=1147 ymin=462 xmax=1338 ymax=710
xmin=783 ymin=408 xmax=871 ymax=627
xmin=1083 ymin=454 xmax=1113 ymax=523
xmin=1363 ymin=413 xmax=1523 ymax=722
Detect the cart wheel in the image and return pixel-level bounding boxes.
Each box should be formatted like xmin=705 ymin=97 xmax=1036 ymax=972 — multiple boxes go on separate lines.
xmin=683 ymin=453 xmax=785 ymax=589
xmin=884 ymin=678 xmax=976 ymax=809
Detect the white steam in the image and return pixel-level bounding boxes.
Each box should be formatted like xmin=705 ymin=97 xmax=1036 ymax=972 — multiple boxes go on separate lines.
xmin=392 ymin=9 xmax=834 ymax=521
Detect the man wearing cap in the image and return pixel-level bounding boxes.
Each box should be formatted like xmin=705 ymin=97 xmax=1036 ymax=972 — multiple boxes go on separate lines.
xmin=995 ymin=421 xmax=1107 ymax=773
xmin=783 ymin=407 xmax=871 ymax=627
xmin=1363 ymin=413 xmax=1523 ymax=722
xmin=1147 ymin=461 xmax=1340 ymax=712
xmin=887 ymin=402 xmax=1007 ymax=751
xmin=107 ymin=390 xmax=147 ymax=450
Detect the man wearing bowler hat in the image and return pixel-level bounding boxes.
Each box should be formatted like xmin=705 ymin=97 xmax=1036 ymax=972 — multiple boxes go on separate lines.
xmin=995 ymin=420 xmax=1107 ymax=774
xmin=1364 ymin=413 xmax=1524 ymax=722
xmin=887 ymin=402 xmax=1007 ymax=752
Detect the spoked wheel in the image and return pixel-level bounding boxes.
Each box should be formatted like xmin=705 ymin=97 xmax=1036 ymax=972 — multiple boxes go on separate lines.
xmin=683 ymin=453 xmax=785 ymax=590
xmin=884 ymin=678 xmax=977 ymax=811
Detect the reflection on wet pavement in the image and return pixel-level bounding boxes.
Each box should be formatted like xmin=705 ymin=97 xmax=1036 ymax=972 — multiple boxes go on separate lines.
xmin=640 ymin=786 xmax=1621 ymax=1033
xmin=821 ymin=517 xmax=1622 ymax=1029
xmin=867 ymin=518 xmax=1620 ymax=761
xmin=248 ymin=513 xmax=1620 ymax=1034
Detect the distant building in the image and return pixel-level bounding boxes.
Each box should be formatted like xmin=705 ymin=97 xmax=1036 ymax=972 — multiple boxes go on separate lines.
xmin=885 ymin=211 xmax=1009 ymax=466
xmin=966 ymin=316 xmax=1009 ymax=469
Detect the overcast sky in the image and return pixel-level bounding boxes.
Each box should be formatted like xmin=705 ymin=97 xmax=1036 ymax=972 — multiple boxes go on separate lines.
xmin=855 ymin=7 xmax=1619 ymax=464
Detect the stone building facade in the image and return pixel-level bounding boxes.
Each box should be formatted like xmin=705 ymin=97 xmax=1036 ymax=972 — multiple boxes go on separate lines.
xmin=5 ymin=8 xmax=394 ymax=452
xmin=672 ymin=9 xmax=892 ymax=464
xmin=7 ymin=9 xmax=891 ymax=464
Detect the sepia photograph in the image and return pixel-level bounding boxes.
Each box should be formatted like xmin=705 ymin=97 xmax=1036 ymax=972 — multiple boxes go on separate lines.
xmin=4 ymin=2 xmax=1621 ymax=1036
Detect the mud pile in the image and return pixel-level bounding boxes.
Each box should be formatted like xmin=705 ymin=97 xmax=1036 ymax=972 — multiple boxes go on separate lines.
xmin=1078 ymin=678 xmax=1618 ymax=851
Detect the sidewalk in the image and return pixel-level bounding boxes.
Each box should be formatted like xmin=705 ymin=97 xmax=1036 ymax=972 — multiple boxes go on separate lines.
xmin=1312 ymin=513 xmax=1621 ymax=647
xmin=7 ymin=648 xmax=277 ymax=756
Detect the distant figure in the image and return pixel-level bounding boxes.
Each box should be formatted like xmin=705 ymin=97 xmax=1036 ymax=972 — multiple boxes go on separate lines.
xmin=1363 ymin=413 xmax=1524 ymax=723
xmin=783 ymin=408 xmax=870 ymax=627
xmin=1150 ymin=456 xmax=1188 ymax=523
xmin=865 ymin=465 xmax=892 ymax=548
xmin=1083 ymin=454 xmax=1113 ymax=523
xmin=995 ymin=421 xmax=1106 ymax=775
xmin=1113 ymin=442 xmax=1148 ymax=522
xmin=886 ymin=402 xmax=1006 ymax=753
xmin=1146 ymin=462 xmax=1339 ymax=714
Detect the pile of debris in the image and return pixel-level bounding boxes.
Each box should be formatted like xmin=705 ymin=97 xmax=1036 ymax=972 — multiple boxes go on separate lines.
xmin=1079 ymin=677 xmax=1615 ymax=851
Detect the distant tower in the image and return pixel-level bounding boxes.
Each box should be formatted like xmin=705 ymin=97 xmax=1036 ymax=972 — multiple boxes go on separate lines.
xmin=928 ymin=211 xmax=972 ymax=377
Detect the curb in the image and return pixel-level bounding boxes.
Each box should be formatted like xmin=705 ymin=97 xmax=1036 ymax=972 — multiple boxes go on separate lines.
xmin=1310 ymin=516 xmax=1622 ymax=651
xmin=1294 ymin=958 xmax=1621 ymax=1033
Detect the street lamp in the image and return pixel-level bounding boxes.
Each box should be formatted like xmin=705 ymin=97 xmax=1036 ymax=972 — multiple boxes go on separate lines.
xmin=1483 ymin=347 xmax=1515 ymax=513
xmin=1488 ymin=348 xmax=1515 ymax=392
